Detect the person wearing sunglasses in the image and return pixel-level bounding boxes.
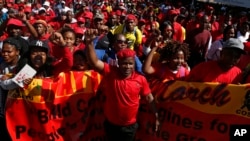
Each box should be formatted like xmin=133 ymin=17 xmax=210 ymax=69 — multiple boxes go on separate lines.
xmin=84 ymin=29 xmax=159 ymax=141
xmin=105 ymin=33 xmax=143 ymax=74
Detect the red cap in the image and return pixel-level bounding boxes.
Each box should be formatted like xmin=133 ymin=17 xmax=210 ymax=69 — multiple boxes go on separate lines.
xmin=116 ymin=10 xmax=121 ymax=16
xmin=24 ymin=6 xmax=32 ymax=13
xmin=75 ymin=27 xmax=84 ymax=35
xmin=126 ymin=14 xmax=136 ymax=21
xmin=84 ymin=12 xmax=93 ymax=19
xmin=13 ymin=4 xmax=19 ymax=10
xmin=117 ymin=49 xmax=136 ymax=59
xmin=7 ymin=18 xmax=24 ymax=27
xmin=168 ymin=9 xmax=179 ymax=16
xmin=77 ymin=17 xmax=85 ymax=23
xmin=139 ymin=19 xmax=146 ymax=24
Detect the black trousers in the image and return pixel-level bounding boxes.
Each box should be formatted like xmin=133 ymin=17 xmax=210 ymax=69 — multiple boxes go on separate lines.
xmin=104 ymin=120 xmax=138 ymax=141
xmin=0 ymin=116 xmax=12 ymax=141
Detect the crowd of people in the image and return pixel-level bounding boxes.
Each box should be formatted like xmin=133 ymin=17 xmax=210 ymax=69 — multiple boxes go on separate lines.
xmin=0 ymin=0 xmax=250 ymax=140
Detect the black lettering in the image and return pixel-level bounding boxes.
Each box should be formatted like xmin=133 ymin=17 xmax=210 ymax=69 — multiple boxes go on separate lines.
xmin=171 ymin=112 xmax=181 ymax=126
xmin=176 ymin=133 xmax=188 ymax=141
xmin=62 ymin=103 xmax=71 ymax=117
xmin=77 ymin=99 xmax=86 ymax=112
xmin=193 ymin=121 xmax=203 ymax=130
xmin=158 ymin=108 xmax=167 ymax=122
xmin=16 ymin=125 xmax=26 ymax=139
xmin=182 ymin=118 xmax=192 ymax=128
xmin=211 ymin=84 xmax=230 ymax=106
xmin=199 ymin=87 xmax=212 ymax=104
xmin=37 ymin=110 xmax=49 ymax=124
xmin=161 ymin=131 xmax=170 ymax=141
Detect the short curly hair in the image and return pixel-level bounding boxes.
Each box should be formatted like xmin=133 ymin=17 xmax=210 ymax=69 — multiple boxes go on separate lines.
xmin=158 ymin=41 xmax=190 ymax=62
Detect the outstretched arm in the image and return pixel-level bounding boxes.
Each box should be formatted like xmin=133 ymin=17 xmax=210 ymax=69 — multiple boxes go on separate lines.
xmin=142 ymin=46 xmax=158 ymax=75
xmin=85 ymin=29 xmax=105 ymax=73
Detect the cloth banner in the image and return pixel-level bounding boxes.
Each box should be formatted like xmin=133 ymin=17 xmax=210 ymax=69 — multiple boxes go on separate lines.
xmin=5 ymin=71 xmax=250 ymax=141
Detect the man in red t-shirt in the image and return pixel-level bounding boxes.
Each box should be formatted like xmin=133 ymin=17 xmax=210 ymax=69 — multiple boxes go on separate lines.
xmin=85 ymin=29 xmax=159 ymax=141
xmin=186 ymin=38 xmax=245 ymax=84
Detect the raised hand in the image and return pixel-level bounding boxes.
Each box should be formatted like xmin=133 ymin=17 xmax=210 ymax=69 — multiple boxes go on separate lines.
xmin=49 ymin=32 xmax=66 ymax=47
xmin=84 ymin=29 xmax=98 ymax=43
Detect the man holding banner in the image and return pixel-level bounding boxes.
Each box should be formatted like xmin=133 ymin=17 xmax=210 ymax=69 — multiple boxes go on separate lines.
xmin=85 ymin=29 xmax=160 ymax=141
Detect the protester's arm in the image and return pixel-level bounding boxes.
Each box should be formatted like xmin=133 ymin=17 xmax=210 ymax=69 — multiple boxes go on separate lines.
xmin=0 ymin=78 xmax=33 ymax=90
xmin=85 ymin=29 xmax=105 ymax=73
xmin=49 ymin=32 xmax=73 ymax=75
xmin=146 ymin=93 xmax=160 ymax=132
xmin=19 ymin=13 xmax=38 ymax=38
xmin=142 ymin=46 xmax=158 ymax=75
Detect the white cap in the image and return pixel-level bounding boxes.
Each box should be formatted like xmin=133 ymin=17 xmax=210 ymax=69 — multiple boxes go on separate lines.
xmin=39 ymin=7 xmax=46 ymax=12
xmin=43 ymin=1 xmax=50 ymax=7
xmin=61 ymin=1 xmax=66 ymax=4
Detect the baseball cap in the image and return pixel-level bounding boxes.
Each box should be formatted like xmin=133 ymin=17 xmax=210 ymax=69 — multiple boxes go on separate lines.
xmin=223 ymin=38 xmax=245 ymax=54
xmin=43 ymin=1 xmax=50 ymax=7
xmin=94 ymin=12 xmax=104 ymax=20
xmin=29 ymin=40 xmax=49 ymax=52
xmin=7 ymin=18 xmax=24 ymax=27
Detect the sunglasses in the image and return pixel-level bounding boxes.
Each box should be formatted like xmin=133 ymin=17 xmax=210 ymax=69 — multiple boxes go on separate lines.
xmin=116 ymin=40 xmax=127 ymax=44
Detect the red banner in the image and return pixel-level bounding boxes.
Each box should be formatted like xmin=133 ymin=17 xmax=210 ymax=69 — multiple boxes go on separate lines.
xmin=5 ymin=71 xmax=250 ymax=141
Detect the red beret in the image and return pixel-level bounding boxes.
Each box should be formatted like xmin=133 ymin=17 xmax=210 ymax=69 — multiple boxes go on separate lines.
xmin=116 ymin=10 xmax=121 ymax=16
xmin=75 ymin=27 xmax=84 ymax=35
xmin=77 ymin=17 xmax=85 ymax=23
xmin=126 ymin=14 xmax=136 ymax=21
xmin=7 ymin=18 xmax=24 ymax=27
xmin=117 ymin=49 xmax=136 ymax=59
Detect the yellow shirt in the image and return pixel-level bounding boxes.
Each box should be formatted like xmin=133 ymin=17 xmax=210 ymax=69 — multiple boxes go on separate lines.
xmin=113 ymin=24 xmax=142 ymax=50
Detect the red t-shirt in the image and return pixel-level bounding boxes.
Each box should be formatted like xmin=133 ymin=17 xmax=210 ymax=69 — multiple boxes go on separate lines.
xmin=173 ymin=22 xmax=184 ymax=42
xmin=152 ymin=63 xmax=189 ymax=81
xmin=186 ymin=61 xmax=242 ymax=84
xmin=101 ymin=63 xmax=151 ymax=126
xmin=237 ymin=55 xmax=250 ymax=70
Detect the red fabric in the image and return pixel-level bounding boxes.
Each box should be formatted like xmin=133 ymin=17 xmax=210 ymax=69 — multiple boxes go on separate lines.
xmin=0 ymin=32 xmax=9 ymax=41
xmin=186 ymin=61 xmax=242 ymax=84
xmin=237 ymin=55 xmax=250 ymax=70
xmin=101 ymin=63 xmax=151 ymax=126
xmin=211 ymin=21 xmax=220 ymax=42
xmin=152 ymin=63 xmax=189 ymax=81
xmin=51 ymin=46 xmax=73 ymax=76
xmin=117 ymin=49 xmax=135 ymax=59
xmin=186 ymin=20 xmax=200 ymax=34
xmin=172 ymin=22 xmax=184 ymax=42
xmin=38 ymin=33 xmax=51 ymax=41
